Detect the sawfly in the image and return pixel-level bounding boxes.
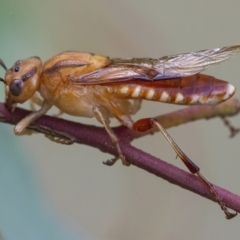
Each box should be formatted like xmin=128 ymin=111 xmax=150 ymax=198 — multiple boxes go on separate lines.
xmin=0 ymin=44 xmax=239 ymax=218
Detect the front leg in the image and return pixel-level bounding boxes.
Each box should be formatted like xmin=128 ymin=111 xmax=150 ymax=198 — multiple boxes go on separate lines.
xmin=14 ymin=100 xmax=52 ymax=134
xmin=29 ymin=93 xmax=44 ymax=111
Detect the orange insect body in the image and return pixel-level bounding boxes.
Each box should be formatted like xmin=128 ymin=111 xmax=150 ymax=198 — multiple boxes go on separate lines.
xmin=1 ymin=45 xmax=240 ymax=219
xmin=5 ymin=50 xmax=236 ymax=120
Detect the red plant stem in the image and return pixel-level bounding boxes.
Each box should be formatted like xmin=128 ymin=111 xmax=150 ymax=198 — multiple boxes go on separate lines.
xmin=0 ymin=101 xmax=240 ymax=214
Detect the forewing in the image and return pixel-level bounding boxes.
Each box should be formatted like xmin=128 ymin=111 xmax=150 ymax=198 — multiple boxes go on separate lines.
xmin=153 ymin=44 xmax=240 ymax=77
xmin=69 ymin=44 xmax=240 ymax=85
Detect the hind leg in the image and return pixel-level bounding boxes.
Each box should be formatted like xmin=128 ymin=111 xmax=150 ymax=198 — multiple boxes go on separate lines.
xmin=132 ymin=117 xmax=236 ymax=219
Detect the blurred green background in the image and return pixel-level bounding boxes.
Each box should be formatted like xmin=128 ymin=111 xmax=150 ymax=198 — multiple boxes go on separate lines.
xmin=0 ymin=0 xmax=240 ymax=239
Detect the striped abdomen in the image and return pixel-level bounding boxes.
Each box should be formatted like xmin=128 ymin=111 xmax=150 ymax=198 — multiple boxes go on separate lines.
xmin=106 ymin=74 xmax=235 ymax=105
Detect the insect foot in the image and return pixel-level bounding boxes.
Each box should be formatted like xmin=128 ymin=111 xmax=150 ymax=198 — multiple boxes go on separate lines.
xmin=103 ymin=154 xmax=130 ymax=166
xmin=14 ymin=124 xmax=26 ymax=135
xmin=14 ymin=126 xmax=33 ymax=136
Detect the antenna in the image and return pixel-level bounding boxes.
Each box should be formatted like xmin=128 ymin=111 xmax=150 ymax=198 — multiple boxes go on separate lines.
xmin=0 ymin=59 xmax=7 ymax=71
xmin=0 ymin=59 xmax=7 ymax=84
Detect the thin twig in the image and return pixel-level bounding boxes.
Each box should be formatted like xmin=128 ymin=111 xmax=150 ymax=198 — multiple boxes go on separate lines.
xmin=0 ymin=99 xmax=240 ymax=214
xmin=132 ymin=98 xmax=240 ymax=138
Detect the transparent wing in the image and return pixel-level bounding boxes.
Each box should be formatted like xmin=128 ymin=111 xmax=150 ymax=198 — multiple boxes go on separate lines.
xmin=70 ymin=44 xmax=240 ymax=84
xmin=153 ymin=44 xmax=240 ymax=77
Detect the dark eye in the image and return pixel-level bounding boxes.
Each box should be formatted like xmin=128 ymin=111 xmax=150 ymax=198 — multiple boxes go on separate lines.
xmin=14 ymin=67 xmax=19 ymax=72
xmin=9 ymin=79 xmax=23 ymax=96
xmin=11 ymin=61 xmax=20 ymax=72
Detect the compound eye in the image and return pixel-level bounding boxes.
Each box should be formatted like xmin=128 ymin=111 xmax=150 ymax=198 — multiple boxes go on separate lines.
xmin=9 ymin=79 xmax=23 ymax=96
